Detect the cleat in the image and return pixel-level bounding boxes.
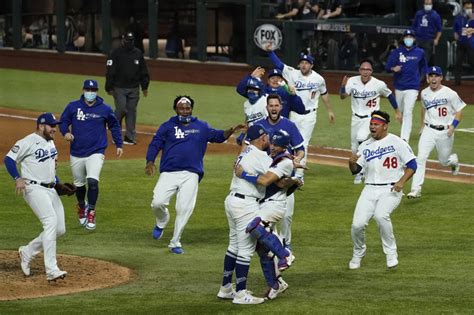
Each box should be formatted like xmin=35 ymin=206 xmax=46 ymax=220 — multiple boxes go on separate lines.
xmin=353 ymin=173 xmax=364 ymax=184
xmin=18 ymin=246 xmax=31 ymax=276
xmin=349 ymin=256 xmax=362 ymax=270
xmin=407 ymin=190 xmax=421 ymax=199
xmin=77 ymin=203 xmax=88 ymax=226
xmin=85 ymin=210 xmax=96 ymax=230
xmin=232 ymin=289 xmax=265 ymax=305
xmin=152 ymin=226 xmax=164 ymax=240
xmin=47 ymin=270 xmax=67 ymax=282
xmin=451 ymin=164 xmax=460 ymax=175
xmin=387 ymin=254 xmax=398 ymax=269
xmin=217 ymin=284 xmax=236 ymax=299
xmin=265 ymin=277 xmax=289 ymax=300
xmin=170 ymin=247 xmax=184 ymax=254
xmin=278 ymin=250 xmax=295 ymax=271
xmin=123 ymin=137 xmax=136 ymax=145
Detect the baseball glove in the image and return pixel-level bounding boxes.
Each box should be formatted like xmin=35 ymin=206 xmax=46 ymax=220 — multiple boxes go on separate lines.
xmin=55 ymin=183 xmax=77 ymax=196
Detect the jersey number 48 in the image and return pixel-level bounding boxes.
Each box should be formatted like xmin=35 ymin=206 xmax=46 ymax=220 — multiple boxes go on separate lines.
xmin=382 ymin=156 xmax=398 ymax=169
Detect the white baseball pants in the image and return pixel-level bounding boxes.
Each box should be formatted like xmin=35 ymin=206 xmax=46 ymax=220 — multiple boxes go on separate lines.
xmin=151 ymin=171 xmax=199 ymax=248
xmin=22 ymin=185 xmax=66 ymax=275
xmin=225 ymin=194 xmax=259 ymax=261
xmin=70 ymin=153 xmax=105 ymax=186
xmin=279 ymin=193 xmax=294 ymax=246
xmin=351 ymin=115 xmax=371 ymax=153
xmin=395 ymin=89 xmax=419 ymax=142
xmin=290 ymin=110 xmax=317 ymax=178
xmin=411 ymin=127 xmax=457 ymax=191
xmin=351 ymin=185 xmax=402 ymax=259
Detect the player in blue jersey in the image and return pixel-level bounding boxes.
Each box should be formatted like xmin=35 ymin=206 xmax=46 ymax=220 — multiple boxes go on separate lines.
xmin=236 ymin=67 xmax=307 ymax=118
xmin=412 ymin=0 xmax=442 ymax=66
xmin=145 ymin=95 xmax=244 ymax=254
xmin=255 ymin=94 xmax=305 ymax=250
xmin=386 ymin=29 xmax=427 ymax=142
xmin=60 ymin=79 xmax=123 ymax=230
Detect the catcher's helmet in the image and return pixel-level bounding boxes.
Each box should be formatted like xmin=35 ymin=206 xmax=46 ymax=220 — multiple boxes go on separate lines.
xmin=271 ymin=129 xmax=290 ymax=148
xmin=246 ymin=78 xmax=262 ymax=90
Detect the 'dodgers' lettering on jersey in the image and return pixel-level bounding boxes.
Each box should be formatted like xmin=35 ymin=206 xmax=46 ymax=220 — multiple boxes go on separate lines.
xmin=35 ymin=147 xmax=58 ymax=162
xmin=364 ymin=145 xmax=396 ymax=161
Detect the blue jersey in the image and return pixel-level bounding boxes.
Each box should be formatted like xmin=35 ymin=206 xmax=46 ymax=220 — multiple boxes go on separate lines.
xmin=146 ymin=116 xmax=226 ymax=180
xmin=412 ymin=9 xmax=442 ymax=41
xmin=386 ymin=45 xmax=427 ymax=90
xmin=453 ymin=14 xmax=472 ymax=45
xmin=60 ymin=96 xmax=123 ymax=157
xmin=236 ymin=74 xmax=306 ymax=118
xmin=257 ymin=117 xmax=305 ymax=155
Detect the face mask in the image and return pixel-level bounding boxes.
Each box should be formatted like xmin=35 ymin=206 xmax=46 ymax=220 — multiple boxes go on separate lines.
xmin=404 ymin=38 xmax=414 ymax=47
xmin=84 ymin=91 xmax=97 ymax=102
xmin=465 ymin=9 xmax=472 ymax=16
xmin=247 ymin=91 xmax=261 ymax=104
xmin=424 ymin=4 xmax=432 ymax=11
xmin=178 ymin=115 xmax=193 ymax=124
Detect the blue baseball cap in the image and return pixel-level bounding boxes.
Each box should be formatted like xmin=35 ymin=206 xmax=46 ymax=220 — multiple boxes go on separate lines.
xmin=268 ymin=68 xmax=283 ymax=78
xmin=245 ymin=124 xmax=267 ymax=142
xmin=427 ymin=66 xmax=443 ymax=76
xmin=403 ymin=29 xmax=415 ymax=37
xmin=299 ymin=53 xmax=314 ymax=64
xmin=37 ymin=112 xmax=61 ymax=125
xmin=83 ymin=79 xmax=98 ymax=89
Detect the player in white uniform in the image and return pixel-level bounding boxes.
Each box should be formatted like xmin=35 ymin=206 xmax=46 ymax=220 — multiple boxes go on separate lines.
xmin=268 ymin=49 xmax=335 ymax=178
xmin=407 ymin=66 xmax=466 ymax=199
xmin=4 ymin=113 xmax=68 ymax=282
xmin=348 ymin=111 xmax=417 ymax=270
xmin=340 ymin=59 xmax=402 ymax=184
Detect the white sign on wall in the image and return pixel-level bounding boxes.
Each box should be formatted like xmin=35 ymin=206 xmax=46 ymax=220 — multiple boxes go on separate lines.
xmin=253 ymin=24 xmax=282 ymax=51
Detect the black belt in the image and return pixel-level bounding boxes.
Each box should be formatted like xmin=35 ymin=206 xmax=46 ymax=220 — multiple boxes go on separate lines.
xmin=355 ymin=113 xmax=369 ymax=119
xmin=425 ymin=123 xmax=448 ymax=131
xmin=29 ymin=180 xmax=56 ymax=188
xmin=259 ymin=198 xmax=275 ymax=204
xmin=366 ymin=183 xmax=395 ymax=186
xmin=230 ymin=192 xmax=260 ymax=202
xmin=304 ymin=108 xmax=317 ymax=114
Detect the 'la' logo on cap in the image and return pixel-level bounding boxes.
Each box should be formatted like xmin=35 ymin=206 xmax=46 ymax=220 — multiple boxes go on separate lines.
xmin=432 ymin=67 xmax=436 ymax=71
xmin=89 ymin=81 xmax=94 ymax=86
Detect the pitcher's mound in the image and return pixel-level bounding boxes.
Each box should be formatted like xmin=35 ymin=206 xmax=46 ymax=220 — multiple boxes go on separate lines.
xmin=0 ymin=250 xmax=133 ymax=301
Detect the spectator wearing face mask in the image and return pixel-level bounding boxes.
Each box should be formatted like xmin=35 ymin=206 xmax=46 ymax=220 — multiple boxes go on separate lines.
xmin=412 ymin=0 xmax=442 ymax=66
xmin=453 ymin=0 xmax=474 ymax=86
xmin=385 ymin=29 xmax=427 ymax=143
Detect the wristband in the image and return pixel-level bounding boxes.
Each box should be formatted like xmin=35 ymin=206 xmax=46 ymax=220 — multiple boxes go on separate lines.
xmin=452 ymin=119 xmax=459 ymax=128
xmin=241 ymin=171 xmax=259 ymax=185
xmin=339 ymin=86 xmax=346 ymax=95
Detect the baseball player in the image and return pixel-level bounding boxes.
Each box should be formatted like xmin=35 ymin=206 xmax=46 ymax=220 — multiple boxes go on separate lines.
xmin=4 ymin=113 xmax=68 ymax=281
xmin=234 ymin=129 xmax=302 ymax=300
xmin=348 ymin=110 xmax=417 ymax=270
xmin=386 ymin=29 xmax=427 ymax=142
xmin=407 ymin=66 xmax=466 ymax=199
xmin=256 ymin=94 xmax=305 ymax=250
xmin=60 ymin=79 xmax=123 ymax=230
xmin=340 ymin=59 xmax=402 ymax=184
xmin=236 ymin=67 xmax=307 ymax=118
xmin=267 ymin=46 xmax=335 ymax=179
xmin=146 ymin=95 xmax=244 ymax=254
xmin=217 ymin=124 xmax=293 ymax=304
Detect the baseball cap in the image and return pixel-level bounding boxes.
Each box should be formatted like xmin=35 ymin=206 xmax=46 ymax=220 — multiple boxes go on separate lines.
xmin=299 ymin=53 xmax=314 ymax=64
xmin=83 ymin=79 xmax=98 ymax=90
xmin=123 ymin=32 xmax=134 ymax=42
xmin=268 ymin=68 xmax=283 ymax=78
xmin=37 ymin=112 xmax=61 ymax=125
xmin=245 ymin=124 xmax=267 ymax=142
xmin=427 ymin=66 xmax=443 ymax=76
xmin=403 ymin=29 xmax=415 ymax=37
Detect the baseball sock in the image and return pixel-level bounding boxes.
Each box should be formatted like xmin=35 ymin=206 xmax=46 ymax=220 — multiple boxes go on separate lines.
xmin=87 ymin=178 xmax=99 ymax=209
xmin=222 ymin=250 xmax=237 ymax=286
xmin=235 ymin=259 xmax=250 ymax=292
xmin=76 ymin=185 xmax=86 ymax=207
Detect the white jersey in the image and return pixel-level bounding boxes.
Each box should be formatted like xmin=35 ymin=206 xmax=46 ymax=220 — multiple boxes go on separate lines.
xmin=244 ymin=95 xmax=268 ymax=126
xmin=230 ymin=145 xmax=272 ymax=199
xmin=357 ymin=133 xmax=416 ymax=184
xmin=421 ymin=85 xmax=466 ymax=126
xmin=282 ymin=65 xmax=327 ymax=110
xmin=267 ymin=156 xmax=294 ymax=201
xmin=6 ymin=133 xmax=58 ymax=183
xmin=345 ymin=76 xmax=393 ymax=116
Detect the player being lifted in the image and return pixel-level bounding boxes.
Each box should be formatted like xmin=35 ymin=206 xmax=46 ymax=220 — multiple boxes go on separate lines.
xmin=340 ymin=59 xmax=402 ymax=184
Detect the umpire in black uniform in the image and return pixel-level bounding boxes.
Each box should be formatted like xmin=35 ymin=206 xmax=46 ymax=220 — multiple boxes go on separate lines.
xmin=106 ymin=32 xmax=150 ymax=145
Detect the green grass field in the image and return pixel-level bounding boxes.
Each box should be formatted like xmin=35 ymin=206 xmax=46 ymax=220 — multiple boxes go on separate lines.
xmin=0 ymin=157 xmax=473 ymax=313
xmin=0 ymin=68 xmax=473 ymax=313
xmin=0 ymin=68 xmax=473 ymax=163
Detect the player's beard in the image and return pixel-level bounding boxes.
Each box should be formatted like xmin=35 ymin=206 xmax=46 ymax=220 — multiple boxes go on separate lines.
xmin=43 ymin=127 xmax=55 ymax=141
xmin=269 ymin=112 xmax=281 ymax=123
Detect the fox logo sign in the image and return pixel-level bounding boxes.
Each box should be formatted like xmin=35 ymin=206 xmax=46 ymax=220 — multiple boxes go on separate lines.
xmin=253 ymin=24 xmax=282 ymax=51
